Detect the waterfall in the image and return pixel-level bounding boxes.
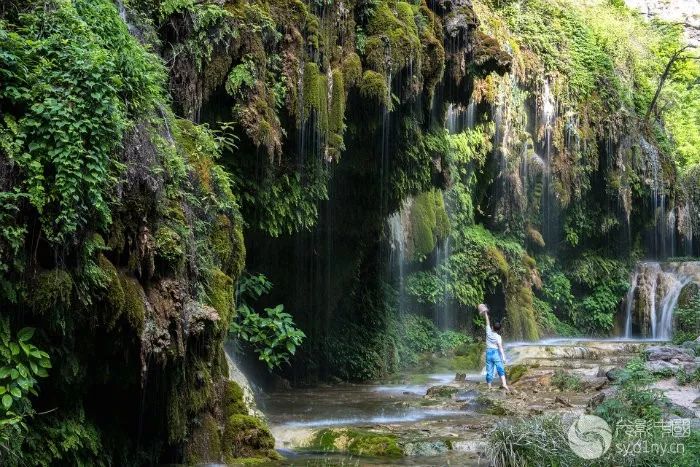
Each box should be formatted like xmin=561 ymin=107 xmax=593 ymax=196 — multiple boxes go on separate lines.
xmin=445 ymin=101 xmax=475 ymax=134
xmin=624 ymin=271 xmax=638 ymax=338
xmin=224 ymin=343 xmax=264 ymax=418
xmin=389 ymin=206 xmax=408 ymax=314
xmin=436 ymin=235 xmax=452 ymax=330
xmin=640 ymin=137 xmax=672 ymax=258
xmin=623 ymin=261 xmax=700 ymax=339
xmin=540 ymin=76 xmax=557 ymax=245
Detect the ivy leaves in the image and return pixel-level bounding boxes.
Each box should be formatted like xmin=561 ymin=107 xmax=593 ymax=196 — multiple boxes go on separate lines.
xmin=0 ymin=320 xmax=50 ymax=418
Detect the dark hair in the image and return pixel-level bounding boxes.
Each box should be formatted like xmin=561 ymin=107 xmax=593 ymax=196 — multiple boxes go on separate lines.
xmin=493 ymin=322 xmax=502 ymax=332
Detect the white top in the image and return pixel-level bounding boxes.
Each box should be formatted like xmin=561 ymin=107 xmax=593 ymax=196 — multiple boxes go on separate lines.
xmin=486 ymin=325 xmax=502 ymax=349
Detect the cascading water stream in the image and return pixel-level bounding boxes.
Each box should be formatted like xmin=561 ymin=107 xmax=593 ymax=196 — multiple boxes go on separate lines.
xmin=623 ymin=261 xmax=700 ymax=339
xmin=389 ymin=208 xmax=407 ymax=315
xmin=224 ymin=343 xmax=264 ymax=418
xmin=540 ymin=76 xmax=557 ymax=245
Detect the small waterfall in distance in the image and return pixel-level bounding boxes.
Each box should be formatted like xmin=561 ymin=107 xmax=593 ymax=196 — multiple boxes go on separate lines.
xmin=623 ymin=261 xmax=700 ymax=339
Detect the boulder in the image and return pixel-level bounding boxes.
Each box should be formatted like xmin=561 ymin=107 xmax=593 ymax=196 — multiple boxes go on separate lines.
xmin=645 ymin=346 xmax=695 ymax=362
xmin=426 ymin=385 xmax=459 ymax=398
xmin=605 ymin=367 xmax=623 ymax=382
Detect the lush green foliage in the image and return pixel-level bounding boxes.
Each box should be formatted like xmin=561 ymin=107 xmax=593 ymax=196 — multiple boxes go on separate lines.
xmin=672 ymin=293 xmax=700 ymax=345
xmin=0 ymin=0 xmax=164 ymax=247
xmin=550 ymin=369 xmax=582 ymax=391
xmin=0 ymin=320 xmax=50 ymax=455
xmin=230 ymin=273 xmax=306 ymax=369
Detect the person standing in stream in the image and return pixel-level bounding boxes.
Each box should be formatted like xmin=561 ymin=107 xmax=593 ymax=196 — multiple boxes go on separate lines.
xmin=478 ymin=303 xmax=510 ymax=392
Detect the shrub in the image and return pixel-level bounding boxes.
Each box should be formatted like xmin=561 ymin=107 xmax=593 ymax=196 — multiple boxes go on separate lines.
xmin=551 ymin=369 xmax=582 ymax=391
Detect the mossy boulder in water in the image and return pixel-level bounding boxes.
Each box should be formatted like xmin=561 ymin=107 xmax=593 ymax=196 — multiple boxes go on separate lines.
xmin=308 ymin=428 xmax=403 ymax=458
xmin=426 ymin=385 xmax=459 ymax=398
xmin=222 ymin=414 xmax=280 ymax=462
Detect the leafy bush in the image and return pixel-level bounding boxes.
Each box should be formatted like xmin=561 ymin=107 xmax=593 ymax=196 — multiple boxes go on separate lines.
xmin=0 ymin=319 xmax=50 ymax=449
xmin=0 ymin=0 xmax=164 ymax=245
xmin=672 ymin=293 xmax=700 ymax=345
xmin=229 ymin=273 xmax=305 ymax=369
xmin=551 ymin=369 xmax=582 ymax=391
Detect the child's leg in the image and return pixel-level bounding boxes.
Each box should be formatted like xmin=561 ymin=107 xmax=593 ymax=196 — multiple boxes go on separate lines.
xmin=495 ymin=359 xmax=509 ymax=391
xmin=485 ymin=351 xmax=495 ymax=387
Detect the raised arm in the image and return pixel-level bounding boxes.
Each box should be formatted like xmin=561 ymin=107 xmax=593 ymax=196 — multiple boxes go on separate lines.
xmin=483 ymin=310 xmax=491 ymax=329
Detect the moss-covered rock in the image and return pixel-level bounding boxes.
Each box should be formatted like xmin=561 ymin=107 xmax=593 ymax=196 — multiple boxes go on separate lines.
xmin=153 ymin=226 xmax=185 ymax=272
xmin=341 ymin=52 xmax=362 ymax=89
xmin=425 ymin=385 xmax=458 ymax=398
xmin=223 ymin=380 xmax=248 ymax=418
xmin=207 ymin=269 xmax=234 ymax=327
xmin=97 ymin=254 xmax=125 ymax=329
xmin=29 ymin=269 xmax=73 ymax=314
xmin=308 ymin=428 xmax=403 ymax=458
xmin=507 ymin=364 xmax=529 ymax=384
xmin=454 ymin=342 xmax=486 ymax=369
xmin=119 ymin=274 xmax=146 ymax=333
xmin=364 ymin=1 xmax=421 ymax=77
xmin=505 ymin=282 xmax=539 ymax=341
xmin=184 ymin=413 xmax=222 ymax=464
xmin=408 ymin=190 xmax=450 ymax=260
xmin=222 ymin=414 xmax=280 ymax=463
xmin=359 ymin=70 xmax=389 ymax=107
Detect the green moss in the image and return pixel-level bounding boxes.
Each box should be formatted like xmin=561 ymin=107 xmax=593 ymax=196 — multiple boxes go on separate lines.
xmin=474 ymin=395 xmax=509 ymax=416
xmin=308 ymin=428 xmax=403 ymax=458
xmin=98 ymin=254 xmax=125 ymax=329
xmin=505 ymin=283 xmax=539 ymax=341
xmin=486 ymin=246 xmax=509 ymax=277
xmin=119 ymin=274 xmax=146 ymax=333
xmin=222 ymin=414 xmax=280 ymax=462
xmin=454 ymin=342 xmax=485 ymax=369
xmin=328 ymin=68 xmax=346 ymax=160
xmin=364 ymin=2 xmax=421 ymax=75
xmin=207 ymin=269 xmax=234 ymax=326
xmin=302 ymin=62 xmax=323 ymax=119
xmin=507 ymin=364 xmax=528 ymax=384
xmin=359 ymin=70 xmax=389 ymax=107
xmin=223 ymin=380 xmax=247 ymax=418
xmin=29 ymin=269 xmax=73 ymax=314
xmin=426 ymin=385 xmax=458 ymax=398
xmin=409 ymin=190 xmax=450 ymax=260
xmin=154 ymin=225 xmax=185 ymax=272
xmin=184 ymin=413 xmax=222 ymax=464
xmin=211 ymin=215 xmax=234 ymax=271
xmin=341 ymin=52 xmax=362 ymax=89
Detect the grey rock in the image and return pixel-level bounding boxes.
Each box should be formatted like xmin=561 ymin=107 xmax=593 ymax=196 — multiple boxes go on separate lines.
xmin=646 ymin=346 xmax=695 ymax=362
